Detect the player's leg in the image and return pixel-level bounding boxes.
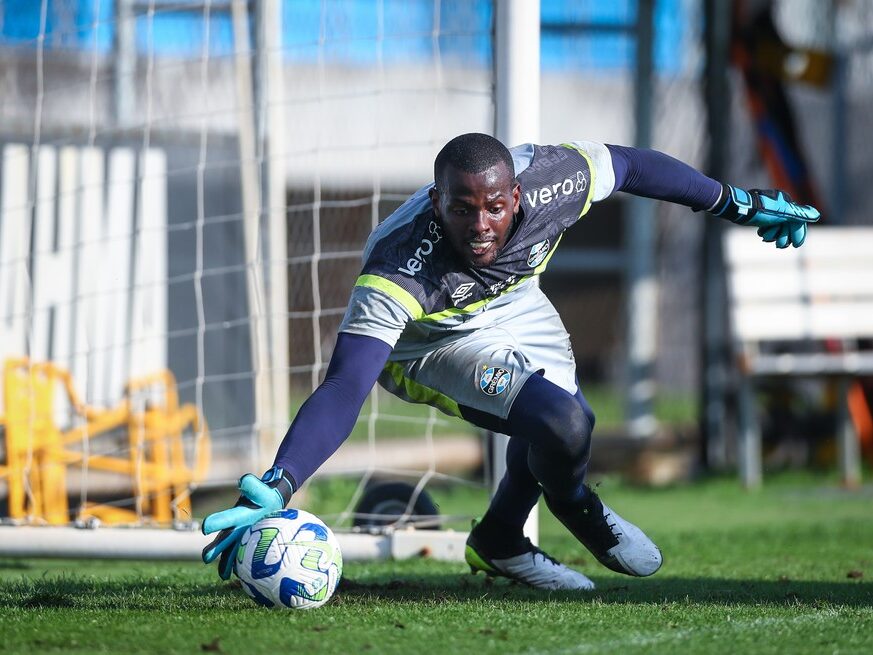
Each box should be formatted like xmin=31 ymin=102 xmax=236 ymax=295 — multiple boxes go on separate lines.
xmin=475 ymin=380 xmax=593 ymax=538
xmin=493 ymin=373 xmax=662 ymax=578
xmin=377 ymin=288 xmax=659 ymax=582
xmin=377 ymin=358 xmax=594 ymax=589
xmin=463 ymin=438 xmax=595 ymax=590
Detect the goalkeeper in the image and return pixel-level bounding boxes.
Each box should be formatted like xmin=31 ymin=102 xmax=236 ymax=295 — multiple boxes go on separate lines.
xmin=203 ymin=133 xmax=819 ymax=590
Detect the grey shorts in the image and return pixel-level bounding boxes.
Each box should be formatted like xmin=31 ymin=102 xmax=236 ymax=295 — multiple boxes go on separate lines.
xmin=377 ymin=291 xmax=577 ymax=420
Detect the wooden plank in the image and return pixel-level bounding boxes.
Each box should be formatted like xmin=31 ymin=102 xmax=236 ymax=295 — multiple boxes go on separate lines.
xmin=750 ymin=352 xmax=873 ymax=376
xmin=725 ymin=227 xmax=873 ymax=266
xmin=734 ymin=301 xmax=873 ymax=340
xmin=730 ymin=269 xmax=873 ymax=302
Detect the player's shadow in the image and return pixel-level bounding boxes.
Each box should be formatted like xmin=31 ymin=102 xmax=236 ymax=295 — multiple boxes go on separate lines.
xmin=1 ymin=573 xmax=868 ymax=611
xmin=334 ymin=573 xmax=872 ymax=608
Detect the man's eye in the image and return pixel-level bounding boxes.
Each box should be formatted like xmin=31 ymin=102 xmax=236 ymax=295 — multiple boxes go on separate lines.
xmin=453 ymin=207 xmax=468 ymax=216
xmin=489 ymin=206 xmax=503 ymax=215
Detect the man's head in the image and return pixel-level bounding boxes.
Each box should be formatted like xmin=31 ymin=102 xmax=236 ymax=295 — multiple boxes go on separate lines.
xmin=430 ymin=133 xmax=520 ymax=268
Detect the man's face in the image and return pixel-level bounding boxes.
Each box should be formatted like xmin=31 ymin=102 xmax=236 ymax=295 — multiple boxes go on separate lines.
xmin=429 ymin=161 xmax=520 ymax=268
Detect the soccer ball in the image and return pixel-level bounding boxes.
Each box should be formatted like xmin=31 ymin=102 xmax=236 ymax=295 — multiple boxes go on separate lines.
xmin=234 ymin=508 xmax=343 ymax=609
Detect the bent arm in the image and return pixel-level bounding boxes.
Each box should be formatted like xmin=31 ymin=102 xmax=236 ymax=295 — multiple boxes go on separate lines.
xmin=273 ymin=332 xmax=392 ymax=487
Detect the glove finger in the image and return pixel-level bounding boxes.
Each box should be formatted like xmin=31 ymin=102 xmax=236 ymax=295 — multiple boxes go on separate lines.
xmin=218 ymin=541 xmax=239 ymax=580
xmin=202 ymin=525 xmax=246 ymax=563
xmin=775 ymin=225 xmax=790 ymax=249
xmin=759 ymin=225 xmax=781 ymax=242
xmin=239 ymin=473 xmax=282 ymax=510
xmin=790 ymin=221 xmax=807 ymax=248
xmin=202 ymin=504 xmax=262 ymax=535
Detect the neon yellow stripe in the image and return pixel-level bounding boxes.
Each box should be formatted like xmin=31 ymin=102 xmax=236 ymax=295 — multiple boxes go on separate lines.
xmin=420 ymin=234 xmax=565 ymax=322
xmin=560 ymin=143 xmax=597 ymax=220
xmin=465 ymin=545 xmax=497 ymax=574
xmin=421 ymin=276 xmax=527 ymax=322
xmin=383 ymin=361 xmax=461 ymax=417
xmin=355 ymin=274 xmax=424 ymax=320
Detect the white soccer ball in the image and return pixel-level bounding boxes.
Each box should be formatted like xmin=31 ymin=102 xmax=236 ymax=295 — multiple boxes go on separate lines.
xmin=234 ymin=508 xmax=343 ymax=609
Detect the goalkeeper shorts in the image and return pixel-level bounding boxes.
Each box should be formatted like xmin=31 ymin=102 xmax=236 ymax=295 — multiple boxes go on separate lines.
xmin=376 ymin=290 xmax=577 ymax=420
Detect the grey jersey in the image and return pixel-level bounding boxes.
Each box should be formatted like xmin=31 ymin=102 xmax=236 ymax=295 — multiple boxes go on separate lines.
xmin=340 ymin=141 xmax=616 ymax=359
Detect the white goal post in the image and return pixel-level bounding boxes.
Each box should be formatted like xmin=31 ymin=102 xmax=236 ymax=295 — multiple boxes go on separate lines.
xmin=0 ymin=0 xmax=539 ymax=562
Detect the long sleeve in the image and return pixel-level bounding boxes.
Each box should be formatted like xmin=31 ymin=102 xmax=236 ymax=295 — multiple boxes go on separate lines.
xmin=606 ymin=144 xmax=723 ymax=210
xmin=273 ymin=332 xmax=392 ymax=486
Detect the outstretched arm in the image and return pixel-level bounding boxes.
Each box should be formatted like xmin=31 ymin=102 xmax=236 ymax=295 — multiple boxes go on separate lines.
xmin=273 ymin=332 xmax=392 ymax=486
xmin=201 ymin=332 xmax=391 ymax=578
xmin=580 ymin=142 xmax=820 ymax=247
xmin=606 ymin=144 xmax=723 ymax=211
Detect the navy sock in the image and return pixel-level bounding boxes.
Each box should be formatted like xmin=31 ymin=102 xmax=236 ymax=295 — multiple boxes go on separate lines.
xmin=486 ymin=437 xmax=541 ymax=529
xmin=472 ymin=511 xmax=529 ymax=558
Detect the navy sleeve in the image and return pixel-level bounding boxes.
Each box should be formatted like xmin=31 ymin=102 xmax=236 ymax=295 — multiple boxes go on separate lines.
xmin=273 ymin=332 xmax=392 ymax=486
xmin=606 ymin=144 xmax=722 ymax=211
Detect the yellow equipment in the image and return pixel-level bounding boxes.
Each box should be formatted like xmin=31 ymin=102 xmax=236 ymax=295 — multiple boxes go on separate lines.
xmin=0 ymin=359 xmax=210 ymax=526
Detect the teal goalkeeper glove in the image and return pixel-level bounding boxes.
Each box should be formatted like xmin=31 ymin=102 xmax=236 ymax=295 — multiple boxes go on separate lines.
xmin=201 ymin=466 xmax=296 ymax=580
xmin=712 ymin=184 xmax=820 ymax=248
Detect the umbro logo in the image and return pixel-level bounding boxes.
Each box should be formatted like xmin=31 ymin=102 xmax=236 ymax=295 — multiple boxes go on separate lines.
xmin=451 ymin=281 xmax=475 ymax=306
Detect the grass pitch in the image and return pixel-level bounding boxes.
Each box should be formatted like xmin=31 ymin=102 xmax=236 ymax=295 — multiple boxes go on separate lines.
xmin=1 ymin=473 xmax=871 ymax=654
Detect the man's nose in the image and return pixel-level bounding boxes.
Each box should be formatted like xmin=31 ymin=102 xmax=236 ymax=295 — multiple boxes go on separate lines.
xmin=470 ymin=209 xmax=490 ymax=233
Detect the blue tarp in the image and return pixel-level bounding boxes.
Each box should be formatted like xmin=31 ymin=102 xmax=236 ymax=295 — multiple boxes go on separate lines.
xmin=0 ymin=0 xmax=685 ymax=72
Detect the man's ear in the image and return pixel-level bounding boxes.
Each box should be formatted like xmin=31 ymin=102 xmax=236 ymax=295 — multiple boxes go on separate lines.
xmin=429 ymin=186 xmax=441 ymax=217
xmin=512 ymin=180 xmax=521 ymax=215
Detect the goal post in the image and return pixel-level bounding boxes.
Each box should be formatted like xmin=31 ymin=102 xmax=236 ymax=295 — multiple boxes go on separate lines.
xmin=493 ymin=0 xmax=541 ymax=545
xmin=0 ymin=0 xmax=538 ymax=561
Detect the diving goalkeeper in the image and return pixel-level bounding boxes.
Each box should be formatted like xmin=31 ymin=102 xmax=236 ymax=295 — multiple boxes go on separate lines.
xmin=203 ymin=133 xmax=819 ymax=590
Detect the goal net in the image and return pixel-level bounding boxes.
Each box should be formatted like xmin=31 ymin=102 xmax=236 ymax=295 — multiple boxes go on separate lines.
xmin=0 ymin=0 xmax=496 ymax=559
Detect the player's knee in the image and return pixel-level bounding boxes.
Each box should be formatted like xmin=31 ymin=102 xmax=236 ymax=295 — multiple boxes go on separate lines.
xmin=539 ymin=394 xmax=592 ymax=462
xmin=575 ymin=388 xmax=596 ymax=430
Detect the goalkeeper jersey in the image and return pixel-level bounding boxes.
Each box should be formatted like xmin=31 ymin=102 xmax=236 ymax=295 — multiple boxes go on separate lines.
xmin=339 ymin=141 xmax=616 ymax=359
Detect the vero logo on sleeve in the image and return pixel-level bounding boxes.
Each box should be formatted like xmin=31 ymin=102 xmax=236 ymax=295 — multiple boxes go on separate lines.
xmin=525 ymin=171 xmax=588 ymax=208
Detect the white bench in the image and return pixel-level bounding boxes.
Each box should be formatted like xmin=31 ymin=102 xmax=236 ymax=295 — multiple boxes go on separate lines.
xmin=724 ymin=226 xmax=873 ymax=488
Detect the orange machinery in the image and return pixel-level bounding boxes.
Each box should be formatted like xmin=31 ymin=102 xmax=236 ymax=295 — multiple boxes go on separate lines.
xmin=0 ymin=359 xmax=210 ymax=525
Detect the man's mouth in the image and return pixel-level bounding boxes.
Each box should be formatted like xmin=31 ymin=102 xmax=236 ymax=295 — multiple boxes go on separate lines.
xmin=467 ymin=239 xmax=495 ymax=256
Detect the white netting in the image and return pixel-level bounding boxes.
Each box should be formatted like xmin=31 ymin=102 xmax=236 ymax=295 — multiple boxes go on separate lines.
xmin=8 ymin=0 xmax=862 ymax=541
xmin=0 ymin=0 xmax=494 ymax=532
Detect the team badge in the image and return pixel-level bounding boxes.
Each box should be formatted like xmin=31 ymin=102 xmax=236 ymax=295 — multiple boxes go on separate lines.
xmin=480 ymin=366 xmax=511 ymax=396
xmin=527 ymin=239 xmax=550 ymax=268
xmin=451 ymin=282 xmax=476 ymax=306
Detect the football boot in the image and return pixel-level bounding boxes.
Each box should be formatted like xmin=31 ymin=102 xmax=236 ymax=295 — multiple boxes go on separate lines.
xmin=465 ymin=522 xmax=595 ymax=591
xmin=545 ymin=485 xmax=662 ymax=577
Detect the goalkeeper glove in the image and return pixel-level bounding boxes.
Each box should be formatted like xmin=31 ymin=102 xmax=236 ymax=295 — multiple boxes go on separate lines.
xmin=201 ymin=466 xmax=296 ymax=580
xmin=712 ymin=184 xmax=820 ymax=248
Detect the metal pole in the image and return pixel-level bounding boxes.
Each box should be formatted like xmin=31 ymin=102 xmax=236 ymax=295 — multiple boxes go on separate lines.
xmin=254 ymin=0 xmax=290 ymax=468
xmin=494 ymin=0 xmax=540 ymax=542
xmin=231 ymin=0 xmax=273 ymax=472
xmin=625 ymin=0 xmax=657 ymax=438
xmin=830 ymin=51 xmax=847 ymax=225
xmin=700 ymin=0 xmax=731 ymax=468
xmin=495 ymin=0 xmax=541 ymax=145
xmin=114 ymin=0 xmax=136 ymax=128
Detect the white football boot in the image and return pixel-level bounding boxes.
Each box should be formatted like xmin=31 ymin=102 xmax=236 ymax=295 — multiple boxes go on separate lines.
xmin=465 ymin=528 xmax=595 ymax=591
xmin=545 ymin=485 xmax=662 ymax=577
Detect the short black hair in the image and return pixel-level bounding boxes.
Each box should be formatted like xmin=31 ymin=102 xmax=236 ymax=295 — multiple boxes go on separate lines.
xmin=433 ymin=133 xmax=515 ymax=188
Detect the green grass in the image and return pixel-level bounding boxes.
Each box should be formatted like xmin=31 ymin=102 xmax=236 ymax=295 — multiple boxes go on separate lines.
xmin=2 ymin=473 xmax=872 ymax=654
